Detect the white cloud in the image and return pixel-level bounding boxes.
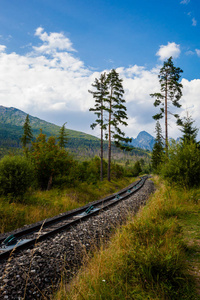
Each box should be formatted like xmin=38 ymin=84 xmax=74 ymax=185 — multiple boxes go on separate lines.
xmin=180 ymin=78 xmax=200 ymax=122
xmin=185 ymin=50 xmax=195 ymax=55
xmin=180 ymin=0 xmax=190 ymax=4
xmin=187 ymin=12 xmax=197 ymax=27
xmin=0 ymin=28 xmax=200 ymax=139
xmin=0 ymin=45 xmax=6 ymax=52
xmin=195 ymin=49 xmax=200 ymax=57
xmin=0 ymin=28 xmax=92 ymax=118
xmin=0 ymin=31 xmax=159 ymax=138
xmin=33 ymin=27 xmax=76 ymax=53
xmin=192 ymin=17 xmax=197 ymax=26
xmin=156 ymin=42 xmax=181 ymax=61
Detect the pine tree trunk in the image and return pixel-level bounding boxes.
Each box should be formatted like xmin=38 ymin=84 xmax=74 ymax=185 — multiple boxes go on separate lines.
xmin=47 ymin=174 xmax=53 ymax=191
xmin=108 ymin=96 xmax=112 ymax=182
xmin=165 ymin=78 xmax=168 ymax=154
xmin=100 ymin=109 xmax=103 ymax=181
xmin=108 ymin=121 xmax=111 ymax=181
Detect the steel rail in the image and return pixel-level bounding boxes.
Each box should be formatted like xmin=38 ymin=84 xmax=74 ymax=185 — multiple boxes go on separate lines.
xmin=0 ymin=176 xmax=148 ymax=261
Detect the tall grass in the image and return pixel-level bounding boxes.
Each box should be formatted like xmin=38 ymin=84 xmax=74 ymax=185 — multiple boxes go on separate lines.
xmin=0 ymin=177 xmax=134 ymax=234
xmin=55 ymin=177 xmax=199 ymax=300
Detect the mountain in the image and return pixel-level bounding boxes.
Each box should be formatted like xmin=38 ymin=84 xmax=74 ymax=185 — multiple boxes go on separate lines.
xmin=0 ymin=105 xmax=101 ymax=157
xmin=0 ymin=105 xmax=151 ymax=159
xmin=0 ymin=105 xmax=99 ymax=141
xmin=129 ymin=131 xmax=155 ymax=151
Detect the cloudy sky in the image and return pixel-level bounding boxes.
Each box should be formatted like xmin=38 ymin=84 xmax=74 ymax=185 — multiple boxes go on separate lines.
xmin=0 ymin=0 xmax=200 ymax=140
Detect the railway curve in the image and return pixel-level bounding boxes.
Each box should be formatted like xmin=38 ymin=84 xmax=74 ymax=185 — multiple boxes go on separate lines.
xmin=0 ymin=177 xmax=155 ymax=299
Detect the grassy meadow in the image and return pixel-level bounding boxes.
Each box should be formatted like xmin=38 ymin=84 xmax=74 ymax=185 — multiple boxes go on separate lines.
xmin=0 ymin=177 xmax=135 ymax=234
xmin=54 ymin=176 xmax=200 ymax=300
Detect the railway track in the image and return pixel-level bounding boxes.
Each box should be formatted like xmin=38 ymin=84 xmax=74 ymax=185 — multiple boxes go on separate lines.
xmin=0 ymin=176 xmax=148 ymax=261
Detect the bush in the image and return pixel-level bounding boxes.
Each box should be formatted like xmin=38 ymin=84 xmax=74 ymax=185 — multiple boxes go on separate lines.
xmin=64 ymin=157 xmax=124 ymax=186
xmin=31 ymin=132 xmax=73 ymax=190
xmin=70 ymin=157 xmax=108 ymax=184
xmin=161 ymin=141 xmax=200 ymax=188
xmin=125 ymin=161 xmax=142 ymax=177
xmin=111 ymin=163 xmax=124 ymax=179
xmin=0 ymin=155 xmax=34 ymax=198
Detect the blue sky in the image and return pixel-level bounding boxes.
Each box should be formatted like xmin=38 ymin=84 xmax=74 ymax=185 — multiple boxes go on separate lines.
xmin=0 ymin=0 xmax=200 ymax=139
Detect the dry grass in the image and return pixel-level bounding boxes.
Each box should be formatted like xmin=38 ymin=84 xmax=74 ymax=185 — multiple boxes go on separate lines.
xmin=0 ymin=177 xmax=134 ymax=234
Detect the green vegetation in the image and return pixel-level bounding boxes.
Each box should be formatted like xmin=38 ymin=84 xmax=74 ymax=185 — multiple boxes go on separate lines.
xmin=55 ymin=178 xmax=200 ymax=300
xmin=161 ymin=140 xmax=200 ymax=188
xmin=0 ymin=177 xmax=134 ymax=233
xmin=0 ymin=106 xmax=151 ymax=215
xmin=151 ymin=121 xmax=164 ymax=173
xmin=31 ymin=130 xmax=73 ymax=190
xmin=179 ymin=113 xmax=199 ymax=145
xmin=20 ymin=114 xmax=33 ymax=149
xmin=58 ymin=122 xmax=69 ymax=148
xmin=0 ymin=116 xmax=149 ymax=202
xmin=0 ymin=120 xmax=147 ymax=233
xmin=131 ymin=160 xmax=142 ymax=176
xmin=0 ymin=155 xmax=34 ymax=198
xmin=151 ymin=110 xmax=200 ymax=189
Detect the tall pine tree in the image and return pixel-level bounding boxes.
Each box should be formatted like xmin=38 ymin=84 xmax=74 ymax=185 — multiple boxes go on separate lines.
xmin=179 ymin=113 xmax=198 ymax=145
xmin=106 ymin=69 xmax=130 ymax=181
xmin=150 ymin=57 xmax=183 ymax=152
xmin=151 ymin=121 xmax=164 ymax=173
xmin=21 ymin=114 xmax=33 ymax=154
xmin=89 ymin=73 xmax=108 ymax=181
xmin=58 ymin=122 xmax=68 ymax=148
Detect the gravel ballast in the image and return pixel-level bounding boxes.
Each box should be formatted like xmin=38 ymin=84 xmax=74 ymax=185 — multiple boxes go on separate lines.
xmin=0 ymin=179 xmax=155 ymax=299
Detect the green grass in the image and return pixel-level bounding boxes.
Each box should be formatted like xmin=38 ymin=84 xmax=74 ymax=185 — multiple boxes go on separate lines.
xmin=54 ymin=176 xmax=200 ymax=300
xmin=0 ymin=177 xmax=135 ymax=234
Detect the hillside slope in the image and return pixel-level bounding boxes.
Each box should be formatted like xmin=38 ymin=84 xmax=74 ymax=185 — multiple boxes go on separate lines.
xmin=0 ymin=105 xmax=99 ymax=140
xmin=0 ymin=106 xmax=100 ymax=152
xmin=0 ymin=105 xmax=150 ymax=160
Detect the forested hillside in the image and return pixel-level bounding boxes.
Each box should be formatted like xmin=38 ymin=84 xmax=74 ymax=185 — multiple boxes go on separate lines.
xmin=0 ymin=105 xmax=99 ymax=157
xmin=0 ymin=105 xmax=150 ymax=161
xmin=0 ymin=105 xmax=99 ymax=142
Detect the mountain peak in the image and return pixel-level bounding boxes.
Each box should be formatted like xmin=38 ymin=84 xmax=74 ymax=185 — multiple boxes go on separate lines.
xmin=137 ymin=131 xmax=154 ymax=139
xmin=129 ymin=131 xmax=155 ymax=150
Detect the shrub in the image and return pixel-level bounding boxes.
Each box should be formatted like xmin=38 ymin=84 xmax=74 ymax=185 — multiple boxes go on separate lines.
xmin=0 ymin=155 xmax=34 ymax=198
xmin=161 ymin=141 xmax=200 ymax=188
xmin=72 ymin=157 xmax=108 ymax=184
xmin=126 ymin=161 xmax=142 ymax=177
xmin=111 ymin=163 xmax=124 ymax=179
xmin=31 ymin=132 xmax=73 ymax=190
